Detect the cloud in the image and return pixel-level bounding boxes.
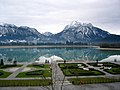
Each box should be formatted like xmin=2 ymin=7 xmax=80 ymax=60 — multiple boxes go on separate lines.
xmin=0 ymin=0 xmax=120 ymax=34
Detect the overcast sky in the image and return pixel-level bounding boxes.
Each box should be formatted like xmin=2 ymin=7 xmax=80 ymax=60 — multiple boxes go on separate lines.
xmin=0 ymin=0 xmax=120 ymax=34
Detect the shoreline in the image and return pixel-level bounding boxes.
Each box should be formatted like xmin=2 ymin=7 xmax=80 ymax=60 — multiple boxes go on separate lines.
xmin=0 ymin=45 xmax=120 ymax=50
xmin=0 ymin=45 xmax=99 ymax=49
xmin=97 ymin=47 xmax=120 ymax=51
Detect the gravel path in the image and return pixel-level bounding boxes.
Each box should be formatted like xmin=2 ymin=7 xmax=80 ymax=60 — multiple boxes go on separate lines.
xmin=51 ymin=61 xmax=72 ymax=90
xmin=7 ymin=62 xmax=30 ymax=79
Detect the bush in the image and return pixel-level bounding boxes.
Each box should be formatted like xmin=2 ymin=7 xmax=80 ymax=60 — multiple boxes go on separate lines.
xmin=104 ymin=68 xmax=120 ymax=74
xmin=103 ymin=62 xmax=119 ymax=67
xmin=32 ymin=64 xmax=44 ymax=68
xmin=0 ymin=65 xmax=17 ymax=68
xmin=26 ymin=70 xmax=43 ymax=75
xmin=0 ymin=72 xmax=3 ymax=76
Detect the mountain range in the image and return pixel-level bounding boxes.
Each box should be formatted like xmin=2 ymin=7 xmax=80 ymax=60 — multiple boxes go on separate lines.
xmin=0 ymin=21 xmax=120 ymax=45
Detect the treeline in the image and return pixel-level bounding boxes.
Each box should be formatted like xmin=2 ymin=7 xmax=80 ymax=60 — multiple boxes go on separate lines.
xmin=100 ymin=43 xmax=120 ymax=48
xmin=0 ymin=41 xmax=88 ymax=46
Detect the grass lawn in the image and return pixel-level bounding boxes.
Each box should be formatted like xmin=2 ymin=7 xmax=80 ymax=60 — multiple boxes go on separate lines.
xmin=0 ymin=64 xmax=23 ymax=69
xmin=0 ymin=70 xmax=12 ymax=78
xmin=16 ymin=70 xmax=51 ymax=78
xmin=0 ymin=79 xmax=52 ymax=87
xmin=87 ymin=62 xmax=120 ymax=74
xmin=68 ymin=77 xmax=120 ymax=85
xmin=62 ymin=68 xmax=105 ymax=76
xmin=104 ymin=67 xmax=120 ymax=74
xmin=59 ymin=63 xmax=88 ymax=69
xmin=59 ymin=63 xmax=104 ymax=76
xmin=87 ymin=62 xmax=120 ymax=67
xmin=27 ymin=64 xmax=50 ymax=69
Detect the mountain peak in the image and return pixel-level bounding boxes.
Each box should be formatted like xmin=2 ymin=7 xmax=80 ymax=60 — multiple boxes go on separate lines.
xmin=0 ymin=23 xmax=17 ymax=28
xmin=43 ymin=32 xmax=53 ymax=36
xmin=64 ymin=21 xmax=93 ymax=30
xmin=70 ymin=21 xmax=81 ymax=26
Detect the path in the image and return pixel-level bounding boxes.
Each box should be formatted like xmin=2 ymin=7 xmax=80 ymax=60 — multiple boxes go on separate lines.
xmin=51 ymin=61 xmax=71 ymax=90
xmin=7 ymin=62 xmax=30 ymax=79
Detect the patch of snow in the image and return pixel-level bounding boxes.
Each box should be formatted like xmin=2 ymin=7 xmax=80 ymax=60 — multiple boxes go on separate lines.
xmin=35 ymin=55 xmax=63 ymax=63
xmin=83 ymin=68 xmax=89 ymax=70
xmin=100 ymin=55 xmax=120 ymax=62
xmin=10 ymin=40 xmax=13 ymax=42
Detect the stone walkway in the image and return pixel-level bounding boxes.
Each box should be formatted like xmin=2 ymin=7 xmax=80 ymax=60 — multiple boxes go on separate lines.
xmin=7 ymin=62 xmax=30 ymax=79
xmin=51 ymin=61 xmax=71 ymax=90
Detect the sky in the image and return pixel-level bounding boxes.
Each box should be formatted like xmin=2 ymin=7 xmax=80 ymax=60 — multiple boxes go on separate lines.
xmin=0 ymin=0 xmax=120 ymax=34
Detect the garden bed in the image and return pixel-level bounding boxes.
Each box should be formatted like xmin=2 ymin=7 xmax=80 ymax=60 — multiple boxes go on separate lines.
xmin=87 ymin=62 xmax=120 ymax=67
xmin=59 ymin=63 xmax=104 ymax=76
xmin=62 ymin=68 xmax=105 ymax=76
xmin=104 ymin=67 xmax=120 ymax=74
xmin=16 ymin=70 xmax=51 ymax=78
xmin=0 ymin=70 xmax=12 ymax=78
xmin=0 ymin=64 xmax=22 ymax=69
xmin=59 ymin=63 xmax=87 ymax=69
xmin=27 ymin=64 xmax=50 ymax=69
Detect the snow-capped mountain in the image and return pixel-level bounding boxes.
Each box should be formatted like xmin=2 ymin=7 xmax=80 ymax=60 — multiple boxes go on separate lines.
xmin=53 ymin=21 xmax=110 ymax=43
xmin=0 ymin=23 xmax=45 ymax=42
xmin=0 ymin=22 xmax=120 ymax=44
xmin=43 ymin=32 xmax=53 ymax=36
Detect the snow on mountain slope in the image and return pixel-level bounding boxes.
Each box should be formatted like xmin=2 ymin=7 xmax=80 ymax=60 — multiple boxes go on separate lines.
xmin=54 ymin=21 xmax=110 ymax=42
xmin=43 ymin=32 xmax=53 ymax=36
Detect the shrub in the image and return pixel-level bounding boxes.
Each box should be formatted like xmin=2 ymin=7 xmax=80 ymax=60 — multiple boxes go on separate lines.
xmin=33 ymin=64 xmax=44 ymax=68
xmin=0 ymin=72 xmax=3 ymax=76
xmin=26 ymin=70 xmax=43 ymax=75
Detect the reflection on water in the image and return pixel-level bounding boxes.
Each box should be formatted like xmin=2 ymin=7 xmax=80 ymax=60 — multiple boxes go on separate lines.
xmin=0 ymin=47 xmax=120 ymax=62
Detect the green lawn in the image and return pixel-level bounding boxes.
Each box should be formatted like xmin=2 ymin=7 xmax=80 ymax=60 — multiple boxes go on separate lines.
xmin=87 ymin=62 xmax=120 ymax=74
xmin=62 ymin=68 xmax=105 ymax=76
xmin=0 ymin=64 xmax=23 ymax=69
xmin=59 ymin=63 xmax=104 ymax=76
xmin=27 ymin=64 xmax=50 ymax=69
xmin=87 ymin=62 xmax=120 ymax=67
xmin=0 ymin=79 xmax=52 ymax=87
xmin=104 ymin=67 xmax=120 ymax=74
xmin=68 ymin=77 xmax=120 ymax=85
xmin=16 ymin=70 xmax=52 ymax=78
xmin=59 ymin=63 xmax=88 ymax=69
xmin=0 ymin=70 xmax=12 ymax=78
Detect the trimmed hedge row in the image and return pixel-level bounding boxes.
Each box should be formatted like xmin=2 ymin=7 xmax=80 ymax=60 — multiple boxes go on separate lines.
xmin=104 ymin=67 xmax=120 ymax=74
xmin=69 ymin=77 xmax=120 ymax=85
xmin=26 ymin=70 xmax=43 ymax=75
xmin=63 ymin=69 xmax=105 ymax=76
xmin=59 ymin=63 xmax=87 ymax=69
xmin=32 ymin=64 xmax=44 ymax=68
xmin=0 ymin=72 xmax=3 ymax=76
xmin=0 ymin=79 xmax=52 ymax=87
xmin=87 ymin=62 xmax=120 ymax=67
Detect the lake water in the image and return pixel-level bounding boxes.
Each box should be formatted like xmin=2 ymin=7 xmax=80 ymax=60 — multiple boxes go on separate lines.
xmin=0 ymin=47 xmax=120 ymax=62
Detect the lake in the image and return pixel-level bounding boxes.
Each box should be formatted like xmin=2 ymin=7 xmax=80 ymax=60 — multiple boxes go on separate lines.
xmin=0 ymin=46 xmax=120 ymax=62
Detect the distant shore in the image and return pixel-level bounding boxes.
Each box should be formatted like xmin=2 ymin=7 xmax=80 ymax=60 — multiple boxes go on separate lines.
xmin=0 ymin=45 xmax=99 ymax=48
xmin=97 ymin=47 xmax=120 ymax=51
xmin=0 ymin=45 xmax=120 ymax=50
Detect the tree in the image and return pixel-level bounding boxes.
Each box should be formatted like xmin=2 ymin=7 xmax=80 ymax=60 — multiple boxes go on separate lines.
xmin=13 ymin=60 xmax=17 ymax=66
xmin=0 ymin=59 xmax=4 ymax=65
xmin=96 ymin=59 xmax=99 ymax=64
